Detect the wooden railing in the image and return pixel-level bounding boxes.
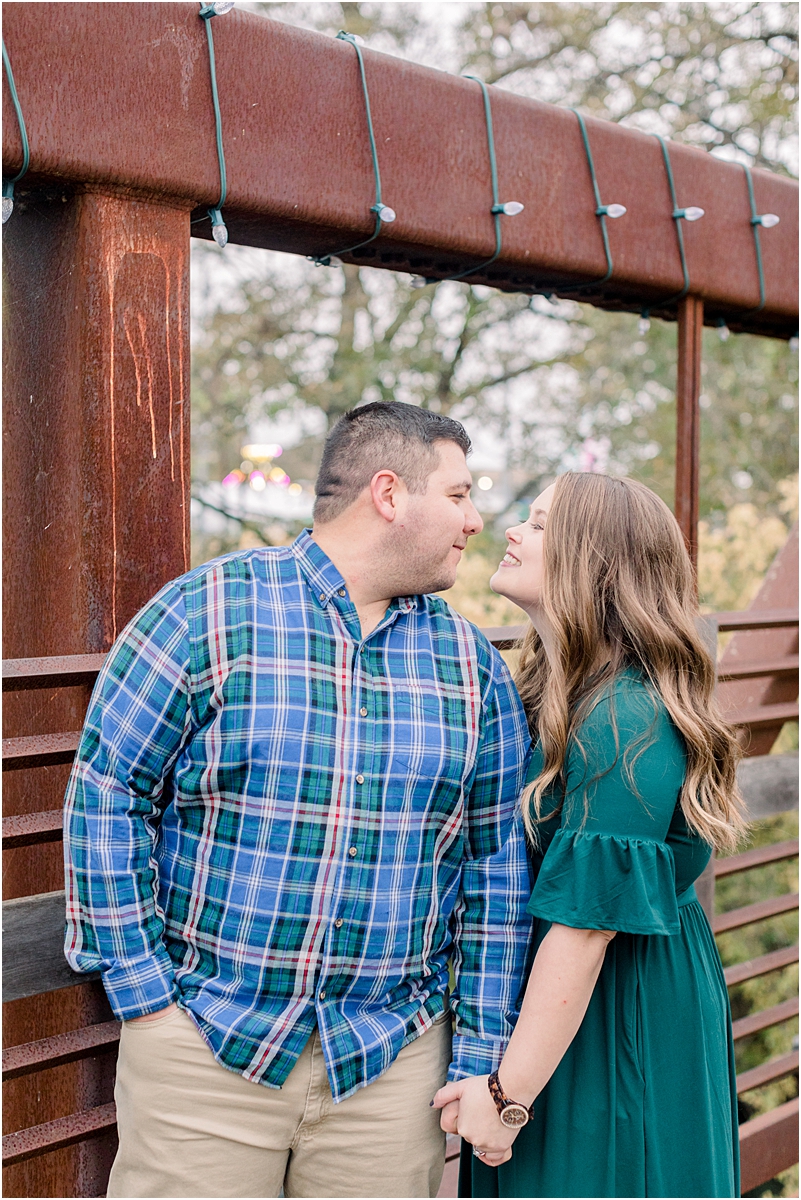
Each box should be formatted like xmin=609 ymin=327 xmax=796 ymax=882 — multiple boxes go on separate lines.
xmin=3 ymin=607 xmax=798 ymax=1194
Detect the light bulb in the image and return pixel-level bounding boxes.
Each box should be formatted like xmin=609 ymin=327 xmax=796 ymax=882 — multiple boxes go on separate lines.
xmin=502 ymin=201 xmax=524 ymax=216
xmin=328 ymin=256 xmax=344 ymax=268
xmin=638 ymin=316 xmax=651 ymax=335
xmin=789 ymin=336 xmax=799 ymax=353
xmin=756 ymin=213 xmax=780 ymax=228
xmin=682 ymin=207 xmax=704 ymax=222
xmin=212 ymin=1 xmax=235 ymax=12
xmin=338 ymin=31 xmax=365 ymax=45
xmin=716 ymin=321 xmax=730 ymax=342
xmin=375 ymin=204 xmax=396 ymax=223
xmin=212 ymin=222 xmax=229 ymax=247
xmin=2 ymin=196 xmax=13 ymax=224
xmin=605 ymin=204 xmax=627 ymax=219
xmin=411 ymin=276 xmax=429 ymax=288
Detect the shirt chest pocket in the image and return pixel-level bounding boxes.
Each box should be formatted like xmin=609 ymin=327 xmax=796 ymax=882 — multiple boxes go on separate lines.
xmin=383 ymin=689 xmax=471 ymax=787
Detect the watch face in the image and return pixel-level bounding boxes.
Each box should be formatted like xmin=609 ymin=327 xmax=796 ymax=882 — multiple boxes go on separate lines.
xmin=500 ymin=1104 xmax=530 ymax=1128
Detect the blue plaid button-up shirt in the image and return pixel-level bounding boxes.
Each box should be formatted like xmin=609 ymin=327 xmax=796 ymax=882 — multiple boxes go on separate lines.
xmin=64 ymin=531 xmax=532 ymax=1100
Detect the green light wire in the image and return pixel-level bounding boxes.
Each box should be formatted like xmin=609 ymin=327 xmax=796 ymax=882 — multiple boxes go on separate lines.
xmin=742 ymin=164 xmax=766 ymax=313
xmin=313 ymin=32 xmax=391 ymax=267
xmin=552 ymin=109 xmax=614 ymax=294
xmin=197 ymin=4 xmax=229 ymax=240
xmin=2 ymin=39 xmax=30 ymax=214
xmin=639 ymin=134 xmax=693 ymax=325
xmin=443 ymin=75 xmax=503 ymax=283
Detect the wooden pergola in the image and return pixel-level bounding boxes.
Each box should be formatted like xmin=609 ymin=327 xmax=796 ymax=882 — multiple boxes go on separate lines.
xmin=2 ymin=5 xmax=798 ymax=1197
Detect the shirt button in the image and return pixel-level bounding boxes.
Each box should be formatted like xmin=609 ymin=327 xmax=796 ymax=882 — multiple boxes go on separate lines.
xmin=334 ymin=918 xmax=343 ymax=928
xmin=319 ymin=990 xmax=326 ymax=1000
xmin=360 ymin=707 xmax=368 ymax=717
xmin=348 ymin=846 xmax=358 ymax=857
xmin=338 ymin=589 xmax=346 ymax=597
xmin=319 ymin=593 xmax=326 ymax=602
xmin=356 ymin=774 xmax=364 ymax=784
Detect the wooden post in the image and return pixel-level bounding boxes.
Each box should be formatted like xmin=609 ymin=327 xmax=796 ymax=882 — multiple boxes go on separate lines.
xmin=2 ymin=190 xmax=191 ymax=1199
xmin=675 ymin=295 xmax=704 ymax=574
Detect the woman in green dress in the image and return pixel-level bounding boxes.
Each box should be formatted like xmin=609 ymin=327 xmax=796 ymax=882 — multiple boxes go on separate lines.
xmin=434 ymin=472 xmax=745 ymax=1199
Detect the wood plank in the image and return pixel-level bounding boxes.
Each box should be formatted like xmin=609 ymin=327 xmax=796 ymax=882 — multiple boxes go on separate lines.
xmin=715 ymin=609 xmax=799 ymax=631
xmin=737 ymin=1051 xmax=799 ymax=1095
xmin=2 ymin=891 xmax=99 ymax=1002
xmin=733 ymin=997 xmax=799 ymax=1041
xmin=714 ymin=893 xmax=799 ymax=935
xmin=2 ymin=1103 xmax=117 ymax=1167
xmin=724 ymin=944 xmax=798 ymax=988
xmin=2 ymin=1022 xmax=121 ymax=1081
xmin=2 ymin=810 xmax=64 ymax=849
xmin=2 ymin=653 xmax=107 ymax=691
xmin=739 ymin=1098 xmax=800 ymax=1195
xmin=716 ymin=840 xmax=799 ymax=878
xmin=718 ymin=655 xmax=798 ymax=681
xmin=675 ymin=296 xmax=703 ymax=573
xmin=2 ymin=730 xmax=81 ymax=769
xmin=728 ymin=701 xmax=799 ymax=730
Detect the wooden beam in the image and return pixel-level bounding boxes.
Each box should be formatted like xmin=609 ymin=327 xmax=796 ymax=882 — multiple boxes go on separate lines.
xmin=675 ymin=295 xmax=703 ymax=573
xmin=2 ymin=5 xmax=797 ymax=335
xmin=739 ymin=1098 xmax=799 ymax=1195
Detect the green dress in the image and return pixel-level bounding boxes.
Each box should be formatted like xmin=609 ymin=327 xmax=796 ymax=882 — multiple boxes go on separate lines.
xmin=461 ymin=670 xmax=740 ymax=1199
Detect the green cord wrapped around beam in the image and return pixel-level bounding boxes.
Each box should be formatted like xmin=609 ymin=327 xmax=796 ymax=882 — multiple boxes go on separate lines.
xmin=549 ymin=108 xmax=627 ymax=295
xmin=742 ymin=164 xmax=781 ymax=313
xmin=638 ymin=134 xmax=705 ymax=330
xmin=197 ymin=1 xmax=235 ymax=247
xmin=413 ymin=75 xmax=523 ymax=287
xmin=312 ymin=32 xmax=396 ymax=268
xmin=2 ymin=39 xmax=30 ymax=224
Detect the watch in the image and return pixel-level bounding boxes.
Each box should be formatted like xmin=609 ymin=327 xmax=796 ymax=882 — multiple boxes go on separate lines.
xmin=487 ymin=1070 xmax=535 ymax=1129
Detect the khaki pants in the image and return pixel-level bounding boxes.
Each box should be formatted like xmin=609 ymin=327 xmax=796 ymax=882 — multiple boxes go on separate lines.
xmin=107 ymin=1007 xmax=451 ymax=1198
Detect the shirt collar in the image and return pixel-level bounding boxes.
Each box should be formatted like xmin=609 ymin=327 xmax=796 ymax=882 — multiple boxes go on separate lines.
xmin=290 ymin=529 xmax=419 ymax=615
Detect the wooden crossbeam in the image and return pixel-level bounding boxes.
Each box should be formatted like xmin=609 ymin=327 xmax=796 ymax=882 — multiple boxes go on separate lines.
xmin=2 ymin=4 xmax=797 ymax=336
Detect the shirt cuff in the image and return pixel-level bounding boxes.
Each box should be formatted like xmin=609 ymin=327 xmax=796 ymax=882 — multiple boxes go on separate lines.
xmin=448 ymin=1033 xmax=507 ymax=1080
xmin=98 ymin=951 xmax=177 ymax=1020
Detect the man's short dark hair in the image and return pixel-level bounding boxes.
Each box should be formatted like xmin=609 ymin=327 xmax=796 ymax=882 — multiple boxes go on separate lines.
xmin=313 ymin=401 xmax=472 ymax=523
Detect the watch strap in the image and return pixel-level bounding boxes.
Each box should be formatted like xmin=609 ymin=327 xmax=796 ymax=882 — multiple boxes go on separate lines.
xmin=487 ymin=1070 xmax=535 ymax=1120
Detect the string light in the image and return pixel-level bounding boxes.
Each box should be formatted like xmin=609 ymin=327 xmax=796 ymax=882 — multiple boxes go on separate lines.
xmin=790 ymin=334 xmax=799 ymax=353
xmin=716 ymin=317 xmax=730 ymax=342
xmin=413 ymin=75 xmax=523 ymax=287
xmin=312 ymin=32 xmax=396 ymax=268
xmin=638 ymin=312 xmax=651 ymax=335
xmin=752 ymin=212 xmax=780 ymax=228
xmin=743 ymin=165 xmax=781 ymax=314
xmin=1 ymin=40 xmax=30 ymax=224
xmin=673 ymin=206 xmax=705 ymax=222
xmin=197 ymin=2 xmax=235 ymax=248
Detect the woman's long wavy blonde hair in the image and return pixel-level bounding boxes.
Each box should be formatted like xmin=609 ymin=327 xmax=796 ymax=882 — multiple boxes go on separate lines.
xmin=518 ymin=472 xmax=746 ymax=852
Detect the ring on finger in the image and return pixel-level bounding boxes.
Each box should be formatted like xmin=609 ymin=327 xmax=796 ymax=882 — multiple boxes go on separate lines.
xmin=473 ymin=1147 xmax=487 ymax=1158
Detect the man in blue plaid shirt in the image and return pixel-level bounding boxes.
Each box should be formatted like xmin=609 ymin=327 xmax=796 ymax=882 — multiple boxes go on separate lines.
xmin=64 ymin=401 xmax=532 ymax=1198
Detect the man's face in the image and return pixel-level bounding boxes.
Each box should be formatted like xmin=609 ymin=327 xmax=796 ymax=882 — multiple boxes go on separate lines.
xmin=390 ymin=441 xmax=483 ymax=595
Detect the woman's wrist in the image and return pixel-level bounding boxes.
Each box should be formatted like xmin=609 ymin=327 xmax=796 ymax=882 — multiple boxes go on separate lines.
xmin=496 ymin=1064 xmax=537 ymax=1109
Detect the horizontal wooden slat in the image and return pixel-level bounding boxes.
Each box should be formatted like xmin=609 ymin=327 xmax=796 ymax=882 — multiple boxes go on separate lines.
xmin=2 ymin=891 xmax=99 ymax=1002
xmin=718 ymin=656 xmax=799 ymax=682
xmin=483 ymin=625 xmax=526 ymax=649
xmin=715 ymin=608 xmax=799 ymax=632
xmin=714 ymin=893 xmax=799 ymax=935
xmin=732 ymin=996 xmax=799 ymax=1041
xmin=739 ymin=1097 xmax=800 ymax=1194
xmin=2 ymin=1103 xmax=117 ymax=1167
xmin=2 ymin=653 xmax=107 ymax=691
xmin=716 ymin=839 xmax=799 ymax=878
xmin=728 ymin=702 xmax=799 ymax=730
xmin=2 ymin=809 xmax=64 ymax=849
xmin=2 ymin=730 xmax=81 ymax=769
xmin=737 ymin=1051 xmax=799 ymax=1095
xmin=2 ymin=1022 xmax=121 ymax=1082
xmin=724 ymin=944 xmax=798 ymax=988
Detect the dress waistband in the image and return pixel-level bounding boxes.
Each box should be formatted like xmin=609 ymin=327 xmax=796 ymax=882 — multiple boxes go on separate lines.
xmin=677 ymin=885 xmax=698 ymax=908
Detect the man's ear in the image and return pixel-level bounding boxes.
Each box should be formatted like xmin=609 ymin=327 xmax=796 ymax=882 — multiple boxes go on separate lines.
xmin=369 ymin=470 xmax=406 ymax=523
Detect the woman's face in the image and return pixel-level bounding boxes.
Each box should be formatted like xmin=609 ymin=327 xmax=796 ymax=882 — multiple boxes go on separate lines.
xmin=490 ymin=483 xmax=556 ymax=609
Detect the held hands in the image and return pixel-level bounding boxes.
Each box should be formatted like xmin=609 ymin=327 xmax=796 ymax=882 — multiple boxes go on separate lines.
xmin=432 ymin=1075 xmax=518 ymax=1167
